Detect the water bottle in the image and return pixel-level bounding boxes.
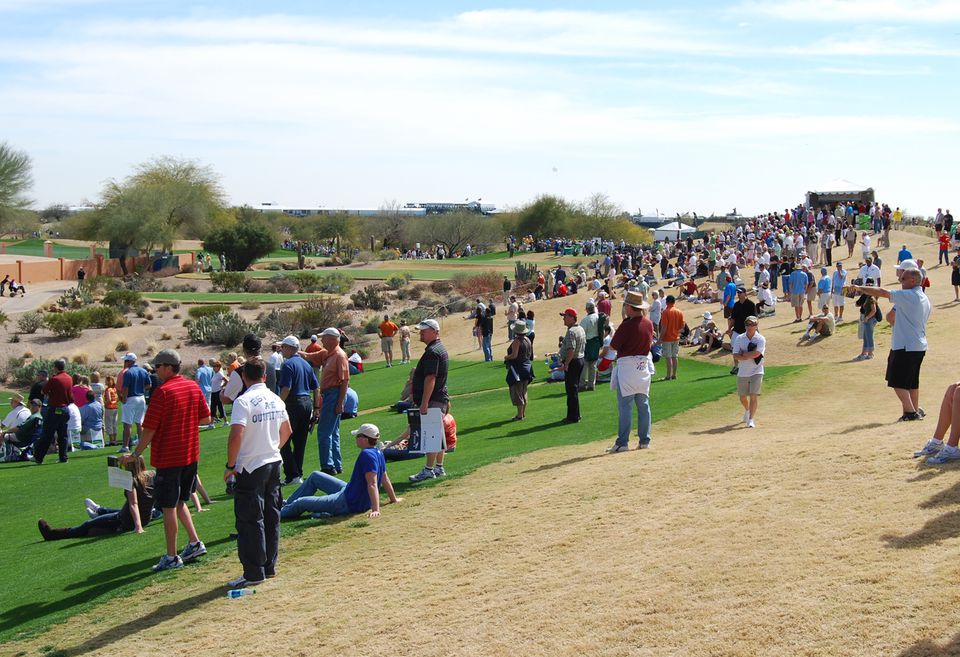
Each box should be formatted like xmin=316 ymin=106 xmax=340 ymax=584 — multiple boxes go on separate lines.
xmin=227 ymin=588 xmax=256 ymax=599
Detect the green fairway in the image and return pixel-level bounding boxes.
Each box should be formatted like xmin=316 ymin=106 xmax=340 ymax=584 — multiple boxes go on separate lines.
xmin=143 ymin=292 xmax=322 ymax=303
xmin=0 ymin=359 xmax=800 ymax=642
xmin=203 ymin=268 xmax=458 ymax=281
xmin=3 ymin=239 xmax=108 ymax=259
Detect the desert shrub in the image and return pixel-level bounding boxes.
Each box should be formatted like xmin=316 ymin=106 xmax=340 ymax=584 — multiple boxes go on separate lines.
xmin=157 ymin=304 xmax=172 ymax=312
xmin=362 ymin=315 xmax=381 ymax=334
xmin=354 ymin=250 xmax=374 ymax=264
xmin=9 ymin=334 xmax=19 ymax=343
xmin=104 ymin=352 xmax=117 ymax=362
xmin=377 ymin=249 xmax=399 ymax=261
xmin=283 ymin=271 xmax=353 ymax=294
xmin=172 ymin=283 xmax=198 ymax=293
xmin=13 ymin=358 xmax=92 ymax=387
xmin=170 ymin=301 xmax=180 ymax=309
xmin=84 ymin=275 xmax=120 ymax=294
xmin=267 ymin=263 xmax=282 ymax=271
xmin=17 ymin=311 xmax=44 ymax=334
xmin=210 ymin=271 xmax=247 ymax=293
xmin=187 ymin=312 xmax=258 ymax=347
xmin=395 ymin=307 xmax=432 ymax=325
xmin=243 ymin=279 xmax=268 ymax=294
xmin=173 ymin=313 xmax=181 ymax=319
xmin=122 ymin=275 xmax=163 ymax=292
xmin=451 ymin=271 xmax=501 ymax=297
xmin=0 ymin=310 xmax=7 ymax=329
xmin=264 ymin=275 xmax=297 ymax=294
xmin=115 ymin=340 xmax=129 ymax=352
xmin=72 ymin=353 xmax=89 ymax=365
xmin=430 ymin=280 xmax=454 ymax=294
xmin=189 ymin=304 xmax=231 ymax=319
xmin=101 ymin=289 xmax=146 ymax=314
xmin=144 ymin=342 xmax=157 ymax=356
xmin=144 ymin=312 xmax=154 ymax=321
xmin=44 ymin=311 xmax=87 ymax=338
xmin=384 ymin=272 xmax=412 ymax=290
xmin=56 ymin=287 xmax=93 ymax=310
xmin=259 ymin=298 xmax=347 ymax=339
xmin=350 ymin=285 xmax=387 ymax=311
xmin=160 ymin=332 xmax=172 ymax=340
xmin=81 ymin=306 xmax=126 ymax=329
xmin=22 ymin=350 xmax=33 ymax=359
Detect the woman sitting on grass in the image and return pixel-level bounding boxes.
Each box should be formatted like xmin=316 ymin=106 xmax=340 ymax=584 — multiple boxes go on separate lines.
xmin=37 ymin=455 xmax=155 ymax=540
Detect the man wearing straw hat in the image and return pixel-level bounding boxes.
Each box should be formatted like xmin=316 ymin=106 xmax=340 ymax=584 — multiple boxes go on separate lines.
xmin=606 ymin=290 xmax=655 ymax=453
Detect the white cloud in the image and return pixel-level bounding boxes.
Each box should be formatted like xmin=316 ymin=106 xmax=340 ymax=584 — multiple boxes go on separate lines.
xmin=738 ymin=0 xmax=960 ymax=23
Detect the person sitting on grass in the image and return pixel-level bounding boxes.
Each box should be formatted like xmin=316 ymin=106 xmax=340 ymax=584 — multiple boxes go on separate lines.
xmin=800 ymin=304 xmax=836 ymax=342
xmin=280 ymin=423 xmax=401 ymax=520
xmin=348 ymin=350 xmax=363 ymax=375
xmin=756 ymin=281 xmax=776 ymax=316
xmin=380 ymin=406 xmax=457 ymax=462
xmin=0 ymin=398 xmax=42 ymax=461
xmin=389 ymin=370 xmax=416 ymax=413
xmin=914 ymin=381 xmax=960 ymax=464
xmin=37 ymin=454 xmax=155 ymax=540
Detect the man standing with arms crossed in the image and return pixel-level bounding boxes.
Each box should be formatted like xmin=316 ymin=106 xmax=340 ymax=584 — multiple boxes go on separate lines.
xmin=408 ymin=319 xmax=451 ymax=482
xmin=301 ymin=327 xmax=350 ymax=476
xmin=606 ymin=291 xmax=654 ymax=453
xmin=559 ymin=308 xmax=586 ymax=424
xmin=122 ymin=349 xmax=211 ymax=572
xmin=119 ymin=353 xmax=151 ymax=454
xmin=224 ymin=358 xmax=292 ymax=587
xmin=277 ymin=335 xmax=319 ymax=486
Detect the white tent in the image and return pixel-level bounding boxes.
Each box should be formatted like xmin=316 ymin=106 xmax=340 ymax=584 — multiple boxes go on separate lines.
xmin=653 ymin=221 xmax=696 ymax=242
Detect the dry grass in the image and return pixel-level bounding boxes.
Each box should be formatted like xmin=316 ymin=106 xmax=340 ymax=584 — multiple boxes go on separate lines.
xmin=115 ymin=340 xmax=129 ymax=352
xmin=71 ymin=353 xmax=88 ymax=365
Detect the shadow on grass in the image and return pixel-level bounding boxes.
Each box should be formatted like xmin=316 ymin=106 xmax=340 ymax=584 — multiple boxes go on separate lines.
xmin=881 ymin=509 xmax=960 ymax=549
xmin=521 ymin=453 xmax=608 ymax=474
xmin=896 ymin=631 xmax=960 ymax=656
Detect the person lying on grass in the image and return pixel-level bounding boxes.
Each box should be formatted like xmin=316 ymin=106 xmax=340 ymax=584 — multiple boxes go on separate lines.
xmin=38 ymin=454 xmax=154 ymax=540
xmin=279 ymin=423 xmax=401 ymax=520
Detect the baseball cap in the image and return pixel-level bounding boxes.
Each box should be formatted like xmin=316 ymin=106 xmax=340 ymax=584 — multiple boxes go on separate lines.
xmin=351 ymin=423 xmax=380 ymax=440
xmin=745 ymin=315 xmax=759 ymax=325
xmin=560 ymin=308 xmax=578 ymax=318
xmin=281 ymin=335 xmax=300 ymax=348
xmin=896 ymin=259 xmax=920 ymax=272
xmin=736 ymin=286 xmax=747 ymax=294
xmin=123 ymin=352 xmax=137 ymax=362
xmin=416 ymin=319 xmax=440 ymax=331
xmin=310 ymin=334 xmax=318 ymax=342
xmin=319 ymin=327 xmax=341 ymax=338
xmin=151 ymin=348 xmax=181 ymax=366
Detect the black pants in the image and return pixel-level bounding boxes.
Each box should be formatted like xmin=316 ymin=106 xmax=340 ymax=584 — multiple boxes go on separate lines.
xmin=235 ymin=461 xmax=282 ymax=581
xmin=564 ymin=358 xmax=584 ymax=421
xmin=34 ymin=406 xmax=69 ymax=464
xmin=210 ymin=391 xmax=226 ymax=421
xmin=280 ymin=396 xmax=312 ymax=481
xmin=65 ymin=507 xmax=131 ymax=539
xmin=825 ymin=247 xmax=832 ymax=266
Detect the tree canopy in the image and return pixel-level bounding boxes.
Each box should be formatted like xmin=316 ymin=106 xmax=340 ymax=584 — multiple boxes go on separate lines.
xmin=203 ymin=209 xmax=278 ymax=271
xmin=0 ymin=141 xmax=34 ymax=235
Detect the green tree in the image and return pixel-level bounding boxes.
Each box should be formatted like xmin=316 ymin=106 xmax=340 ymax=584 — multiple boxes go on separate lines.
xmin=89 ymin=157 xmax=226 ymax=273
xmin=0 ymin=142 xmax=34 ymax=236
xmin=516 ymin=195 xmax=574 ymax=238
xmin=405 ymin=211 xmax=502 ymax=255
xmin=202 ymin=214 xmax=278 ymax=271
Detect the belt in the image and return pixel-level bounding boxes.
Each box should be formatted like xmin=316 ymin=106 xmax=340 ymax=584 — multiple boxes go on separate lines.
xmin=293 ymin=394 xmax=311 ymax=399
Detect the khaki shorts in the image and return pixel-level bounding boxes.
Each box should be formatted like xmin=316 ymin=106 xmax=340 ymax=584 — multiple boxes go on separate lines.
xmin=737 ymin=374 xmax=763 ymax=396
xmin=660 ymin=340 xmax=680 ymax=358
xmin=509 ymin=380 xmax=530 ymax=407
xmin=380 ymin=337 xmax=394 ymax=353
xmin=790 ymin=293 xmax=805 ymax=308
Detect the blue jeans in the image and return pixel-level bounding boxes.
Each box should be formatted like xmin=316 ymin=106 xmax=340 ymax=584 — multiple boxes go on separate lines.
xmin=280 ymin=471 xmax=350 ymax=519
xmin=482 ymin=334 xmax=493 ymax=361
xmin=862 ymin=317 xmax=877 ymax=350
xmin=616 ymin=387 xmax=651 ymax=448
xmin=316 ymin=388 xmax=342 ymax=471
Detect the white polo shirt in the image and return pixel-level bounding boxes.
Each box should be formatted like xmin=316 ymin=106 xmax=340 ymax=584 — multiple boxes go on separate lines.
xmin=2 ymin=404 xmax=30 ymax=430
xmin=230 ymin=383 xmax=289 ymax=474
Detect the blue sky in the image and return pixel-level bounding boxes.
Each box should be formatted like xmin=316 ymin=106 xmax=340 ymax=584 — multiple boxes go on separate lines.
xmin=1 ymin=0 xmax=958 ymax=216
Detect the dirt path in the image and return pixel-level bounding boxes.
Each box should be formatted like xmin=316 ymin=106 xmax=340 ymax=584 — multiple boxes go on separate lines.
xmin=0 ymin=280 xmax=73 ymax=314
xmin=9 ymin=228 xmax=960 ymax=657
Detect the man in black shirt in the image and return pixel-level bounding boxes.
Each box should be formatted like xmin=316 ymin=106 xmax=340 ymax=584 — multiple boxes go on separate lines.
xmin=28 ymin=370 xmax=48 ymax=407
xmin=729 ymin=288 xmax=757 ymax=375
xmin=409 ymin=319 xmax=449 ymax=482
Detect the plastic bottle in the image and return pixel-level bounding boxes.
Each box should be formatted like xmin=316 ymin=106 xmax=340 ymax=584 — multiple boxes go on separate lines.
xmin=227 ymin=588 xmax=256 ymax=599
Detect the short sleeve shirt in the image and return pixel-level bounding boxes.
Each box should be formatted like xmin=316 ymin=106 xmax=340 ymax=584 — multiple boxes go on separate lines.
xmin=343 ymin=448 xmax=386 ymax=513
xmin=562 ymin=325 xmax=586 ymax=360
xmin=733 ymin=332 xmax=766 ymax=378
xmin=318 ymin=348 xmax=350 ymax=391
xmin=412 ymin=339 xmax=449 ymax=405
xmin=659 ymin=307 xmax=685 ymax=342
xmin=194 ymin=366 xmax=213 ymax=394
xmin=142 ymin=375 xmax=210 ymax=469
xmin=379 ymin=321 xmax=399 ymax=337
xmin=278 ymin=355 xmax=319 ymax=397
xmin=230 ymin=383 xmax=288 ymax=474
xmin=889 ymin=287 xmax=931 ymax=351
xmin=123 ymin=365 xmax=150 ymax=397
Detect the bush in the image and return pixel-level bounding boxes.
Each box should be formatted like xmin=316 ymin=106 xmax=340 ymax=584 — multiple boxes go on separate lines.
xmin=189 ymin=304 xmax=232 ymax=319
xmin=210 ymin=271 xmax=247 ymax=293
xmin=72 ymin=353 xmax=89 ymax=365
xmin=239 ymin=302 xmax=260 ymax=311
xmin=384 ymin=272 xmax=412 ymax=290
xmin=104 ymin=352 xmax=117 ymax=362
xmin=430 ymin=280 xmax=454 ymax=294
xmin=266 ymin=276 xmax=297 ymax=294
xmin=283 ymin=271 xmax=353 ymax=294
xmin=395 ymin=284 xmax=423 ymax=301
xmin=84 ymin=275 xmax=120 ymax=294
xmin=187 ymin=312 xmax=258 ymax=347
xmin=259 ymin=298 xmax=347 ymax=339
xmin=362 ymin=315 xmax=381 ymax=334
xmin=397 ymin=306 xmax=433 ymax=325
xmin=102 ymin=289 xmax=145 ymax=313
xmin=12 ymin=358 xmax=92 ymax=387
xmin=157 ymin=304 xmax=171 ymax=312
xmin=81 ymin=306 xmax=126 ymax=329
xmin=451 ymin=271 xmax=502 ymax=297
xmin=56 ymin=287 xmax=93 ymax=310
xmin=44 ymin=312 xmax=87 ymax=338
xmin=350 ymin=285 xmax=387 ymax=310
xmin=17 ymin=311 xmax=44 ymax=334
xmin=115 ymin=340 xmax=129 ymax=352
xmin=377 ymin=249 xmax=399 ymax=260
xmin=203 ymin=219 xmax=278 ymax=271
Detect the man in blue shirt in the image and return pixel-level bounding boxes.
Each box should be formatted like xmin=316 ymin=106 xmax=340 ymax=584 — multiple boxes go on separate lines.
xmin=277 ymin=335 xmax=319 ymax=486
xmin=831 ymin=262 xmax=848 ymax=322
xmin=280 ymin=423 xmax=401 ymax=519
xmin=79 ymin=390 xmax=103 ymax=446
xmin=897 ymin=245 xmax=913 ymax=264
xmin=340 ymin=387 xmax=359 ymax=420
xmin=194 ymin=358 xmax=213 ymax=409
xmin=788 ymin=265 xmax=809 ymax=322
xmin=120 ymin=353 xmax=151 ymax=454
xmin=722 ymin=275 xmax=737 ymax=321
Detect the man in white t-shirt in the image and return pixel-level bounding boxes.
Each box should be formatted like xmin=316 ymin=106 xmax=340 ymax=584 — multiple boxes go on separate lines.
xmin=1 ymin=393 xmax=30 ymax=433
xmin=267 ymin=342 xmax=284 ymax=393
xmin=224 ymin=359 xmax=292 ymax=588
xmin=733 ymin=316 xmax=765 ymax=429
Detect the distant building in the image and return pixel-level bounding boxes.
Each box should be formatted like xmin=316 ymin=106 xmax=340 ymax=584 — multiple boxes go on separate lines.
xmin=404 ymin=201 xmax=497 ymax=215
xmin=805 ymin=179 xmax=875 ymax=208
xmin=251 ymin=203 xmax=425 ymax=217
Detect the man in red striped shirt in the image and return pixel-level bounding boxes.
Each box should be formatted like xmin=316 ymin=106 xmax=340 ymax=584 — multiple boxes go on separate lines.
xmin=123 ymin=349 xmax=211 ymax=572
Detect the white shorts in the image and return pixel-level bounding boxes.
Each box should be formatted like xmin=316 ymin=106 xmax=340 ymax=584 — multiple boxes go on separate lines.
xmin=122 ymin=395 xmax=146 ymax=425
xmin=832 ymin=293 xmax=845 ymax=307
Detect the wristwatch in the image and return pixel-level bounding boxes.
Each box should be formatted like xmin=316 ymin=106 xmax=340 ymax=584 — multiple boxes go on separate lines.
xmin=225 ymin=462 xmax=235 ymax=470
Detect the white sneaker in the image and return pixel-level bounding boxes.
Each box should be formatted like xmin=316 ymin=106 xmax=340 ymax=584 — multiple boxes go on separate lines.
xmin=914 ymin=438 xmax=944 ymax=458
xmin=606 ymin=444 xmax=630 ymax=454
xmin=84 ymin=498 xmax=100 ymax=519
xmin=742 ymin=410 xmax=750 ymax=423
xmin=926 ymin=444 xmax=960 ymax=465
xmin=747 ymin=419 xmax=756 ymax=428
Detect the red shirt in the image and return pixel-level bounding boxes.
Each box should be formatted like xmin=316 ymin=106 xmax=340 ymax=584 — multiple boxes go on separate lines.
xmin=609 ymin=315 xmax=654 ymax=357
xmin=939 ymin=234 xmax=950 ymax=251
xmin=597 ymin=298 xmax=612 ymax=316
xmin=43 ymin=371 xmax=73 ymax=408
xmin=142 ymin=375 xmax=210 ymax=469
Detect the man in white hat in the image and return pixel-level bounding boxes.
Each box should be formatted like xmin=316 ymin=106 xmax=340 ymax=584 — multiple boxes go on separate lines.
xmin=606 ymin=290 xmax=654 ymax=453
xmin=119 ymin=352 xmax=151 ymax=454
xmin=280 ymin=423 xmax=401 ymax=519
xmin=300 ymin=327 xmax=350 ymax=475
xmin=277 ymin=335 xmax=319 ymax=486
xmin=854 ymin=259 xmax=931 ymax=423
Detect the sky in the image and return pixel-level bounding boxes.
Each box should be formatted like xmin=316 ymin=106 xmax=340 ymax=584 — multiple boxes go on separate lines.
xmin=1 ymin=0 xmax=958 ymax=217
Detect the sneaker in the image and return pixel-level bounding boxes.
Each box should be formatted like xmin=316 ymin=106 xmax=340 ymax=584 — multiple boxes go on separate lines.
xmin=742 ymin=410 xmax=750 ymax=423
xmin=152 ymin=554 xmax=184 ymax=572
xmin=747 ymin=419 xmax=756 ymax=428
xmin=281 ymin=476 xmax=302 ymax=487
xmin=227 ymin=575 xmax=264 ymax=588
xmin=84 ymin=498 xmax=100 ymax=519
xmin=638 ymin=442 xmax=650 ymax=449
xmin=898 ymin=412 xmax=923 ymax=422
xmin=409 ymin=467 xmax=436 ymax=482
xmin=914 ymin=438 xmax=944 ymax=458
xmin=179 ymin=541 xmax=207 ymax=563
xmin=926 ymin=444 xmax=960 ymax=465
xmin=918 ymin=407 xmax=926 ymax=418
xmin=118 ymin=447 xmax=130 ymax=453
xmin=606 ymin=444 xmax=630 ymax=453
xmin=432 ymin=465 xmax=446 ymax=477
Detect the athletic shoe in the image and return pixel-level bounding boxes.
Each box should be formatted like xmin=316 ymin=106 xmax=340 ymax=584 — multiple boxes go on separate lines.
xmin=179 ymin=541 xmax=207 ymax=563
xmin=152 ymin=554 xmax=184 ymax=572
xmin=898 ymin=412 xmax=923 ymax=422
xmin=409 ymin=467 xmax=436 ymax=482
xmin=926 ymin=444 xmax=960 ymax=465
xmin=281 ymin=476 xmax=302 ymax=487
xmin=913 ymin=438 xmax=944 ymax=458
xmin=747 ymin=419 xmax=756 ymax=428
xmin=84 ymin=498 xmax=100 ymax=519
xmin=742 ymin=410 xmax=750 ymax=423
xmin=606 ymin=444 xmax=630 ymax=453
xmin=118 ymin=447 xmax=130 ymax=453
xmin=638 ymin=442 xmax=650 ymax=449
xmin=227 ymin=575 xmax=264 ymax=588
xmin=432 ymin=465 xmax=446 ymax=477
xmin=918 ymin=407 xmax=926 ymax=418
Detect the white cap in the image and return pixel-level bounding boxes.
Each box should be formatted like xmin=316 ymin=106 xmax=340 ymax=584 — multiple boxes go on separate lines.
xmin=319 ymin=327 xmax=341 ymax=338
xmin=281 ymin=335 xmax=300 ymax=348
xmin=896 ymin=259 xmax=920 ymax=272
xmin=310 ymin=334 xmax=318 ymax=341
xmin=123 ymin=352 xmax=137 ymax=362
xmin=351 ymin=423 xmax=380 ymax=440
xmin=416 ymin=319 xmax=440 ymax=331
